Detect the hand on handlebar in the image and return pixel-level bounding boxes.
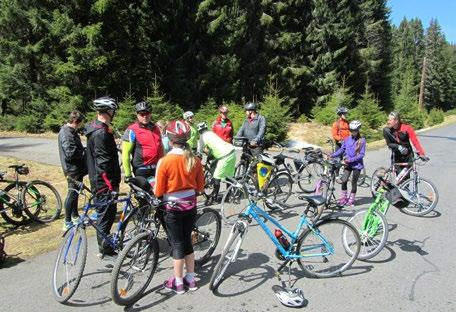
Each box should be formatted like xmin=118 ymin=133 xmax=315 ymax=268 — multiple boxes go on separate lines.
xmin=419 ymin=155 xmax=430 ymax=162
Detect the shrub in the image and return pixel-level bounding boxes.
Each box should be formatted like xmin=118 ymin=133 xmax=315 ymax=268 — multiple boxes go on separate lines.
xmin=147 ymin=79 xmax=183 ymax=122
xmin=195 ymin=99 xmax=245 ymax=134
xmin=112 ymin=94 xmax=136 ymax=132
xmin=0 ymin=114 xmax=16 ymax=131
xmin=350 ymin=90 xmax=386 ymax=130
xmin=427 ymin=108 xmax=444 ymax=126
xmin=312 ymin=86 xmax=354 ymax=126
xmin=15 ymin=115 xmax=42 ymax=133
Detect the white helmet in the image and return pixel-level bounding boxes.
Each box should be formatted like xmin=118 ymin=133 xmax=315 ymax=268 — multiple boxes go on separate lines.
xmin=349 ymin=120 xmax=362 ymax=131
xmin=183 ymin=111 xmax=194 ymax=120
xmin=93 ymin=96 xmax=117 ymax=111
xmin=273 ymin=285 xmax=305 ymax=308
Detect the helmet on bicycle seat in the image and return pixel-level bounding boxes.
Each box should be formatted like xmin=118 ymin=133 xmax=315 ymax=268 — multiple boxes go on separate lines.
xmin=336 ymin=106 xmax=349 ymax=115
xmin=183 ymin=111 xmax=194 ymax=120
xmin=197 ymin=122 xmax=208 ymax=133
xmin=93 ymin=96 xmax=118 ymax=112
xmin=135 ymin=101 xmax=151 ymax=113
xmin=349 ymin=120 xmax=362 ymax=131
xmin=219 ymin=105 xmax=229 ymax=113
xmin=244 ymin=102 xmax=257 ymax=111
xmin=272 ymin=285 xmax=306 ymax=308
xmin=166 ymin=120 xmax=191 ymax=144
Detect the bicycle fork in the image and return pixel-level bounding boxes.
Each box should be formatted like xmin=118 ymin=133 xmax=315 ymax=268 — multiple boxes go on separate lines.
xmin=227 ymin=221 xmax=248 ymax=263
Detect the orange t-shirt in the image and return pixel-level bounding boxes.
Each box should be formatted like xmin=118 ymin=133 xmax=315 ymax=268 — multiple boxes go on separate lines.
xmin=154 ymin=149 xmax=205 ymax=198
xmin=332 ymin=118 xmax=350 ymax=142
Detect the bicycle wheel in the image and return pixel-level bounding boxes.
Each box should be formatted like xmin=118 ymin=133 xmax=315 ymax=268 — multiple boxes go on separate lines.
xmin=357 ymin=167 xmax=367 ymax=186
xmin=111 ymin=231 xmax=159 ymax=306
xmin=22 ymin=180 xmax=62 ymax=223
xmin=0 ymin=182 xmax=31 ymax=226
xmin=221 ymin=184 xmax=249 ymax=225
xmin=264 ymin=172 xmax=293 ymax=209
xmin=193 ymin=208 xmax=221 ymax=266
xmin=370 ymin=167 xmax=392 ymax=197
xmin=297 ymin=162 xmax=324 ymax=193
xmin=234 ymin=161 xmax=248 ymax=178
xmin=209 ymin=222 xmax=245 ymax=291
xmin=52 ymin=226 xmax=87 ymax=303
xmin=400 ymin=177 xmax=439 ymax=216
xmin=297 ymin=218 xmax=360 ymax=278
xmin=345 ymin=208 xmax=388 ymax=260
xmin=119 ymin=203 xmax=154 ymax=250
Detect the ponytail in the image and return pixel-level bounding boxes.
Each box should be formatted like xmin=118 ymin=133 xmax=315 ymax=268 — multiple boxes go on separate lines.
xmin=182 ymin=143 xmax=196 ymax=172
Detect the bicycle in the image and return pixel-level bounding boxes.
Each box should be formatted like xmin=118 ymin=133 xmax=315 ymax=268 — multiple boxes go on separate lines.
xmin=370 ymin=153 xmax=438 ymax=216
xmin=209 ymin=177 xmax=361 ymax=291
xmin=328 ymin=138 xmax=367 ymax=186
xmin=110 ymin=193 xmax=221 ymax=306
xmin=344 ymin=173 xmax=391 ymax=260
xmin=0 ymin=164 xmax=62 ymax=226
xmin=52 ymin=177 xmax=155 ymax=303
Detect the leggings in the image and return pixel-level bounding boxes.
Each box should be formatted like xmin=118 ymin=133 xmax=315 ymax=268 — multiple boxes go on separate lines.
xmin=163 ymin=208 xmax=197 ymax=259
xmin=341 ymin=167 xmax=361 ymax=193
xmin=64 ymin=175 xmax=83 ymax=222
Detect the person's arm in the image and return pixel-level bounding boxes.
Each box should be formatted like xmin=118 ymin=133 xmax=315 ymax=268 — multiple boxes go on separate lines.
xmin=406 ymin=126 xmax=425 ymax=156
xmin=383 ymin=127 xmax=400 ymax=151
xmin=60 ymin=132 xmax=80 ymax=163
xmin=254 ymin=116 xmax=266 ymax=143
xmin=348 ymin=138 xmax=366 ymax=163
xmin=121 ymin=129 xmax=135 ymax=177
xmin=154 ymin=159 xmax=166 ymax=198
xmin=197 ymin=134 xmax=205 ymax=155
xmin=195 ymin=159 xmax=205 ymax=193
xmin=332 ymin=121 xmax=341 ymax=142
xmin=331 ymin=140 xmax=346 ymax=158
xmin=93 ymin=131 xmax=116 ymax=189
xmin=229 ymin=123 xmax=234 ymax=143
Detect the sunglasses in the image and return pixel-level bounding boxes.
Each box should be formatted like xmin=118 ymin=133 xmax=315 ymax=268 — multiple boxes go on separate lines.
xmin=138 ymin=111 xmax=151 ymax=117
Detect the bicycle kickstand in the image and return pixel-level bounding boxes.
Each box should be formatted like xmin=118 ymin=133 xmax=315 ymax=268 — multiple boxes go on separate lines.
xmin=276 ymin=260 xmax=294 ymax=289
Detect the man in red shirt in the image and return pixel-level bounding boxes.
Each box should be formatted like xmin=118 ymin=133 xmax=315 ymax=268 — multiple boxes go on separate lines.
xmin=383 ymin=111 xmax=428 ymax=164
xmin=212 ymin=105 xmax=233 ymax=143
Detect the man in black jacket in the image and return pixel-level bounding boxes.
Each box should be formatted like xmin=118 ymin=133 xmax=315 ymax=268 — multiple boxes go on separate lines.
xmin=84 ymin=96 xmax=121 ymax=257
xmin=58 ymin=110 xmax=86 ymax=230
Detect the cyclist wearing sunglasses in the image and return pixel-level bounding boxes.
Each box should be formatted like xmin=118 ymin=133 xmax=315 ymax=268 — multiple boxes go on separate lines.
xmin=122 ymin=101 xmax=164 ymax=183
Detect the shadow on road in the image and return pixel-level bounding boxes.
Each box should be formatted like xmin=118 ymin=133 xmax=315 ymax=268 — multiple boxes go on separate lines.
xmin=363 ymin=245 xmax=397 ymax=264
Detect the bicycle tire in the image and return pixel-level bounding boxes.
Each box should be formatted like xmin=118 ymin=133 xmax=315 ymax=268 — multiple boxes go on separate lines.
xmin=221 ymin=183 xmax=249 ymax=225
xmin=204 ymin=169 xmax=215 ymax=198
xmin=0 ymin=182 xmax=31 ymax=226
xmin=193 ymin=208 xmax=221 ymax=266
xmin=370 ymin=167 xmax=392 ymax=197
xmin=400 ymin=177 xmax=439 ymax=216
xmin=297 ymin=162 xmax=324 ymax=193
xmin=297 ymin=218 xmax=360 ymax=278
xmin=209 ymin=222 xmax=245 ymax=291
xmin=264 ymin=172 xmax=293 ymax=210
xmin=357 ymin=167 xmax=367 ymax=186
xmin=52 ymin=226 xmax=87 ymax=303
xmin=345 ymin=208 xmax=388 ymax=260
xmin=111 ymin=231 xmax=159 ymax=306
xmin=22 ymin=180 xmax=62 ymax=223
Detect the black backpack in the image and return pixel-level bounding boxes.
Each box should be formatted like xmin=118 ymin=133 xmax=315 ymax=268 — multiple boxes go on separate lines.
xmin=385 ymin=187 xmax=410 ymax=209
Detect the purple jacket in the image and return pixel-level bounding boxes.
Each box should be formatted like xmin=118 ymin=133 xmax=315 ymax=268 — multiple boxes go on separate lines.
xmin=331 ymin=135 xmax=366 ymax=170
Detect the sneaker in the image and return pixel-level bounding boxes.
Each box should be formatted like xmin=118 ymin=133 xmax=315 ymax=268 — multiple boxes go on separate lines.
xmin=62 ymin=221 xmax=74 ymax=231
xmin=184 ymin=277 xmax=198 ymax=291
xmin=71 ymin=216 xmax=80 ymax=224
xmin=164 ymin=277 xmax=185 ymax=294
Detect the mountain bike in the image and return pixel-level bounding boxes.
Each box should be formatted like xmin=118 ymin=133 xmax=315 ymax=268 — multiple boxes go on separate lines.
xmin=209 ymin=177 xmax=361 ymax=291
xmin=52 ymin=177 xmax=155 ymax=303
xmin=370 ymin=153 xmax=438 ymax=216
xmin=110 ymin=193 xmax=221 ymax=306
xmin=0 ymin=165 xmax=61 ymax=226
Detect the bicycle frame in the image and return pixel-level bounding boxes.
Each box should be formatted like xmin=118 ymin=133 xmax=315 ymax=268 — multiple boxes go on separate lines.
xmin=240 ymin=200 xmax=333 ymax=260
xmin=362 ymin=189 xmax=390 ymax=236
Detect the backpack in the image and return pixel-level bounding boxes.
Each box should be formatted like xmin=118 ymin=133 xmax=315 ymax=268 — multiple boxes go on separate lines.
xmin=385 ymin=187 xmax=410 ymax=209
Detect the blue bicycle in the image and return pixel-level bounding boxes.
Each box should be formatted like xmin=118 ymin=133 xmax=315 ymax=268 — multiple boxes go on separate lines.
xmin=52 ymin=177 xmax=153 ymax=303
xmin=209 ymin=178 xmax=361 ymax=291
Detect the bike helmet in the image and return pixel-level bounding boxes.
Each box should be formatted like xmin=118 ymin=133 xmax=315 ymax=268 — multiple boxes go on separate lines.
xmin=336 ymin=106 xmax=349 ymax=115
xmin=166 ymin=120 xmax=191 ymax=144
xmin=135 ymin=101 xmax=151 ymax=113
xmin=244 ymin=102 xmax=257 ymax=111
xmin=272 ymin=285 xmax=306 ymax=308
xmin=183 ymin=111 xmax=194 ymax=120
xmin=197 ymin=122 xmax=208 ymax=133
xmin=219 ymin=106 xmax=229 ymax=113
xmin=93 ymin=96 xmax=117 ymax=112
xmin=349 ymin=120 xmax=362 ymax=131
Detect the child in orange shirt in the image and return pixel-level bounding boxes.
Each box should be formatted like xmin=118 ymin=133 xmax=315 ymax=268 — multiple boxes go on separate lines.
xmin=155 ymin=120 xmax=205 ymax=294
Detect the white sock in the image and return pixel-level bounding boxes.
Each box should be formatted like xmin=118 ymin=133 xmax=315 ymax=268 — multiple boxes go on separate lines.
xmin=185 ymin=272 xmax=195 ymax=281
xmin=175 ymin=277 xmax=184 ymax=286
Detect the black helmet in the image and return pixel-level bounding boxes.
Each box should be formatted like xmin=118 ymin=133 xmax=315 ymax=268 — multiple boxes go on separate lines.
xmin=336 ymin=106 xmax=349 ymax=115
xmin=244 ymin=102 xmax=257 ymax=111
xmin=93 ymin=96 xmax=117 ymax=112
xmin=135 ymin=101 xmax=151 ymax=113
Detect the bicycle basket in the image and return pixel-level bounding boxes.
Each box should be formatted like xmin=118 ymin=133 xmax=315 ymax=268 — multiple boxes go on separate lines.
xmin=17 ymin=166 xmax=29 ymax=175
xmin=385 ymin=187 xmax=409 ymax=209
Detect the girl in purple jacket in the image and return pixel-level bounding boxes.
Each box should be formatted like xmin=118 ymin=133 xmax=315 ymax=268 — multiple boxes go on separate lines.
xmin=331 ymin=120 xmax=366 ymax=206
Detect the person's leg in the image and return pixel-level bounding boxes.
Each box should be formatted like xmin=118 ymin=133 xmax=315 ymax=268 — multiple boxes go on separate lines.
xmin=347 ymin=169 xmax=361 ymax=206
xmin=182 ymin=210 xmax=198 ymax=290
xmin=338 ymin=169 xmax=350 ymax=205
xmin=95 ymin=192 xmax=118 ymax=255
xmin=163 ymin=211 xmax=186 ymax=294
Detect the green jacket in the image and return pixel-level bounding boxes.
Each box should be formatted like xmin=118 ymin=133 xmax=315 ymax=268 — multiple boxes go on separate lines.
xmin=187 ymin=124 xmax=199 ymax=149
xmin=198 ymin=131 xmax=235 ymax=159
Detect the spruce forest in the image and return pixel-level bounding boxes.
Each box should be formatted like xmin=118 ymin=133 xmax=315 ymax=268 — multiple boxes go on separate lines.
xmin=0 ymin=0 xmax=455 ymax=141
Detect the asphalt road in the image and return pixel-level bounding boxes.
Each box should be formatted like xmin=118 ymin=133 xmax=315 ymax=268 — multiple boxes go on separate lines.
xmin=0 ymin=124 xmax=455 ymax=312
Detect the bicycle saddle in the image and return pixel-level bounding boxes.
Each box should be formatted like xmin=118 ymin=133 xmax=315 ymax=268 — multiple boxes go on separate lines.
xmin=128 ymin=176 xmax=152 ymax=193
xmin=8 ymin=164 xmax=25 ymax=169
xmin=298 ymin=195 xmax=326 ymax=206
xmin=288 ymin=148 xmax=300 ymax=153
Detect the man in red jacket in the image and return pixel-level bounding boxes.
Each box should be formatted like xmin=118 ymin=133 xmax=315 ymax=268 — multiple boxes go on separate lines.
xmin=212 ymin=105 xmax=233 ymax=143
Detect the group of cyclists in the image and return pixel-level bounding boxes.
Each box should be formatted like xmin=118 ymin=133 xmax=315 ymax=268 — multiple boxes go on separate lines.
xmin=57 ymin=95 xmax=428 ymax=295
